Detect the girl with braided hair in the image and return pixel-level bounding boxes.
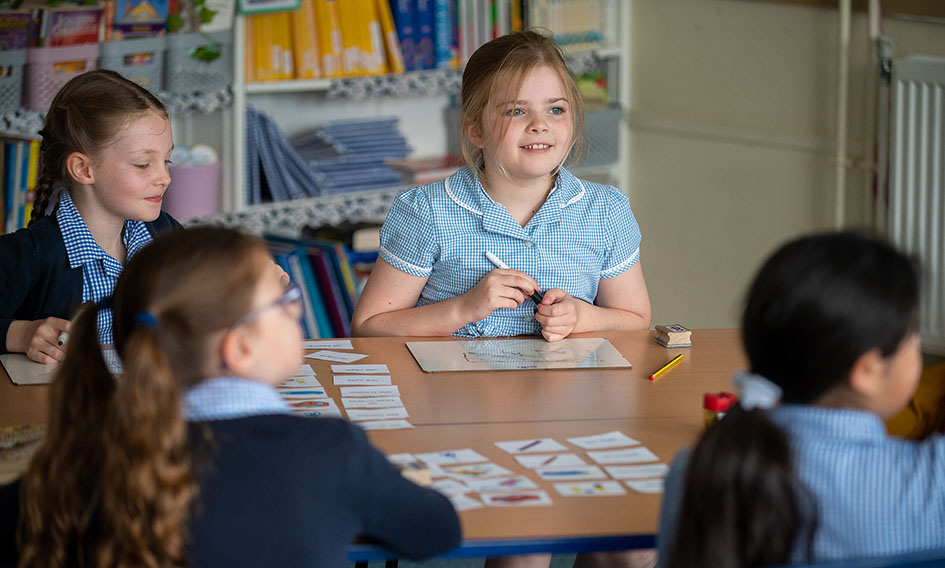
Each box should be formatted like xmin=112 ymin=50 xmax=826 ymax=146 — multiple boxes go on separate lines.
xmin=0 ymin=69 xmax=180 ymax=363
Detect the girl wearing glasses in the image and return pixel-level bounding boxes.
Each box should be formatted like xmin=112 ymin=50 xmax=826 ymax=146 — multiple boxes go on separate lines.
xmin=2 ymin=226 xmax=460 ymax=567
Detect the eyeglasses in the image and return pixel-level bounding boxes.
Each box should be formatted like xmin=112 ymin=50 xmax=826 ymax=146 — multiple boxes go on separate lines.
xmin=231 ymin=283 xmax=302 ymax=328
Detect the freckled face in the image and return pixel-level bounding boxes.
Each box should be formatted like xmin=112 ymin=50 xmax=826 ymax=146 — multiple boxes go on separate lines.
xmin=478 ymin=65 xmax=574 ymax=183
xmin=88 ymin=111 xmax=173 ymax=223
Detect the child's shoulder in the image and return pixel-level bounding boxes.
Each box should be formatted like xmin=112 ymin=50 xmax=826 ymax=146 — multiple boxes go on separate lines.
xmin=558 ymin=167 xmax=631 ymax=208
xmin=394 ymin=166 xmax=477 ymax=209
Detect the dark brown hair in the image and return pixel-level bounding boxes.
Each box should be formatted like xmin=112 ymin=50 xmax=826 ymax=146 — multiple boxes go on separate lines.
xmin=29 ymin=69 xmax=168 ymax=226
xmin=460 ymin=29 xmax=585 ymax=175
xmin=18 ymin=227 xmax=271 ymax=567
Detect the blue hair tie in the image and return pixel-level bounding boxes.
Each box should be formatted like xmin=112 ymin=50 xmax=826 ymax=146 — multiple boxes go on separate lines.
xmin=134 ymin=311 xmax=158 ymax=328
xmin=98 ymin=296 xmax=112 ymax=310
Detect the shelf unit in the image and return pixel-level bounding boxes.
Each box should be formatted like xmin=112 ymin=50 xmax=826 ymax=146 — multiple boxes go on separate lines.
xmin=209 ymin=2 xmax=630 ymax=235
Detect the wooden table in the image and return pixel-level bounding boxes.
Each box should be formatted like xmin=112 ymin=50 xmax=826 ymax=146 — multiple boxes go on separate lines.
xmin=0 ymin=329 xmax=746 ymax=559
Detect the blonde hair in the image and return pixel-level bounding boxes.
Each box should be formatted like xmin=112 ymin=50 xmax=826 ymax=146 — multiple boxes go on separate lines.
xmin=459 ymin=29 xmax=585 ymax=176
xmin=18 ymin=227 xmax=271 ymax=568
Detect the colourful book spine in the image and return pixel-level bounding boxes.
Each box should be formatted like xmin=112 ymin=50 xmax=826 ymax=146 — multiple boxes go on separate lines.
xmin=374 ymin=0 xmax=404 ymax=74
xmin=290 ymin=0 xmax=320 ymax=79
xmin=432 ymin=0 xmax=454 ymax=69
xmin=309 ymin=247 xmax=350 ymax=337
xmin=314 ymin=0 xmax=342 ymax=77
xmin=390 ymin=0 xmax=415 ymax=72
xmin=413 ymin=0 xmax=434 ymax=70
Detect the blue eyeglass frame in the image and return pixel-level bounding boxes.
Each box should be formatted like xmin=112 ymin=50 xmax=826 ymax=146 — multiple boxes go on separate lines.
xmin=231 ymin=283 xmax=302 ymax=328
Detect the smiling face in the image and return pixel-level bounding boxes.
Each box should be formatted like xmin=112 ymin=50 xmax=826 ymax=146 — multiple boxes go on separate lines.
xmin=86 ymin=110 xmax=173 ymax=223
xmin=473 ymin=65 xmax=574 ymax=185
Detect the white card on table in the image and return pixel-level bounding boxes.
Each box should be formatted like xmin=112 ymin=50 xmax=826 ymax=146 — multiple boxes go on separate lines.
xmin=536 ymin=465 xmax=607 ymax=481
xmin=357 ymin=419 xmax=414 ymax=430
xmin=333 ymin=374 xmax=392 ymax=386
xmin=480 ymin=490 xmax=553 ymax=507
xmin=282 ymin=377 xmax=321 ymax=388
xmin=307 ymin=350 xmax=369 ymax=363
xmin=277 ymin=388 xmax=329 ymax=399
xmin=449 ymin=493 xmax=483 ymax=511
xmin=605 ymin=463 xmax=670 ymax=480
xmin=286 ymin=398 xmax=338 ymax=412
xmin=303 ymin=339 xmax=354 ymax=350
xmin=494 ymin=438 xmax=567 ymax=454
xmin=587 ymin=446 xmax=659 ymax=465
xmin=515 ymin=453 xmax=587 ymax=469
xmin=294 ymin=364 xmax=316 ymax=376
xmin=566 ymin=431 xmax=640 ymax=450
xmin=415 ymin=449 xmax=489 ymax=466
xmin=341 ymin=396 xmax=403 ymax=409
xmin=387 ymin=453 xmax=416 ymax=464
xmin=295 ymin=405 xmax=344 ymax=419
xmin=464 ymin=476 xmax=537 ymax=492
xmin=332 ymin=364 xmax=390 ymax=374
xmin=339 ymin=385 xmax=400 ymax=397
xmin=442 ymin=462 xmax=513 ymax=479
xmin=554 ymin=481 xmax=626 ymax=497
xmin=431 ymin=479 xmax=469 ymax=496
xmin=346 ymin=407 xmax=409 ymax=421
xmin=625 ymin=479 xmax=665 ymax=494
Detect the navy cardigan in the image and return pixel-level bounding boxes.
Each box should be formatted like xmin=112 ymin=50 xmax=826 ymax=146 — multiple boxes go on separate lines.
xmin=0 ymin=416 xmax=462 ymax=567
xmin=0 ymin=211 xmax=180 ymax=353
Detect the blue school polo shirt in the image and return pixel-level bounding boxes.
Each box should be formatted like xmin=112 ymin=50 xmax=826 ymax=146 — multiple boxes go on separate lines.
xmin=380 ymin=166 xmax=641 ymax=337
xmin=57 ymin=190 xmax=153 ymax=345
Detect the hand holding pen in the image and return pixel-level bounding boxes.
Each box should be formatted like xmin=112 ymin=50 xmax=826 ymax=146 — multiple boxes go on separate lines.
xmin=457 ymin=251 xmax=543 ymax=321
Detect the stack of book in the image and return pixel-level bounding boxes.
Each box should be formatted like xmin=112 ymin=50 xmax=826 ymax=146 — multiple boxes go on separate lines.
xmin=245 ymin=106 xmax=322 ymax=205
xmin=291 ymin=117 xmax=410 ymax=195
xmin=264 ymin=225 xmax=380 ymax=339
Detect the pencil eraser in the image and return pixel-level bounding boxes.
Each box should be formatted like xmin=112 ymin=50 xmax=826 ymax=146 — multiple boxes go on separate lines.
xmin=655 ymin=324 xmax=692 ymax=348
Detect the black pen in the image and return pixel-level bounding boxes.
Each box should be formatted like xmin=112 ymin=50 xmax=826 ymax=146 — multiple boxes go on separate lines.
xmin=485 ymin=251 xmax=544 ymax=304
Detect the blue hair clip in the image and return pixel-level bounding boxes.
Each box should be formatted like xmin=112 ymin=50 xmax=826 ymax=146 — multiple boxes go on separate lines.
xmin=98 ymin=296 xmax=112 ymax=310
xmin=134 ymin=310 xmax=158 ymax=328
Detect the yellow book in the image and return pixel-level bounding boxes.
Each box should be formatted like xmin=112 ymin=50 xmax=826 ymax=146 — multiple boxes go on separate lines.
xmin=275 ymin=12 xmax=295 ymax=80
xmin=251 ymin=15 xmax=273 ymax=82
xmin=313 ymin=0 xmax=342 ymax=77
xmin=336 ymin=0 xmax=364 ymax=75
xmin=291 ymin=0 xmax=320 ymax=79
xmin=23 ymin=139 xmax=39 ymax=226
xmin=374 ymin=0 xmax=404 ymax=74
xmin=244 ymin=15 xmax=256 ymax=81
xmin=359 ymin=0 xmax=386 ymax=75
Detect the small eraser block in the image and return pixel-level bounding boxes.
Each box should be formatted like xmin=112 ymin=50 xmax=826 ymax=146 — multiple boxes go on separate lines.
xmin=396 ymin=460 xmax=432 ymax=486
xmin=655 ymin=324 xmax=692 ymax=348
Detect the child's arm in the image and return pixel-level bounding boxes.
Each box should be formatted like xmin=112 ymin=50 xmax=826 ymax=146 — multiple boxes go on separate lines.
xmin=535 ymin=261 xmax=651 ymax=342
xmin=351 ymin=259 xmax=540 ymax=337
xmin=5 ymin=318 xmax=71 ymax=363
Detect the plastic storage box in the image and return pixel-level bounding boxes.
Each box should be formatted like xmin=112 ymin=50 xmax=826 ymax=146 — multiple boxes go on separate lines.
xmin=23 ymin=43 xmax=99 ymax=110
xmin=99 ymin=36 xmax=167 ymax=91
xmin=0 ymin=49 xmax=26 ymax=113
xmin=165 ymin=30 xmax=232 ymax=94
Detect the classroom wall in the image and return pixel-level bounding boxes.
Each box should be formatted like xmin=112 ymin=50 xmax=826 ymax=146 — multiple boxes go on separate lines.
xmin=626 ymin=0 xmax=945 ymax=328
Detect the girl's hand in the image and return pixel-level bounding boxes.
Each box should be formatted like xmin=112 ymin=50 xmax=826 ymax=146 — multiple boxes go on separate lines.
xmin=460 ymin=268 xmax=540 ymax=322
xmin=7 ymin=317 xmax=71 ymax=364
xmin=535 ymin=289 xmax=582 ymax=342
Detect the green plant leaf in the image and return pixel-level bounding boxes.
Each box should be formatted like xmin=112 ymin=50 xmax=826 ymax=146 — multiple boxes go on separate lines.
xmin=198 ymin=5 xmax=217 ymax=24
xmin=167 ymin=13 xmax=184 ymax=33
xmin=190 ymin=43 xmax=222 ymax=63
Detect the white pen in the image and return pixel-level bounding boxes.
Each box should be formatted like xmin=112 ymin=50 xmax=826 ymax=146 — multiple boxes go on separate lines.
xmin=484 ymin=251 xmax=544 ymax=304
xmin=58 ymin=331 xmax=69 ymax=346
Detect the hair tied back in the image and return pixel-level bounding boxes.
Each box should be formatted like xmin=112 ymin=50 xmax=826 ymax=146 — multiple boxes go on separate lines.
xmin=134 ymin=311 xmax=158 ymax=328
xmin=734 ymin=371 xmax=782 ymax=410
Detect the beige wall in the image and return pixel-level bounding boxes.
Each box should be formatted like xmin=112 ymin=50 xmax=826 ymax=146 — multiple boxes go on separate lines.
xmin=627 ymin=0 xmax=945 ymax=328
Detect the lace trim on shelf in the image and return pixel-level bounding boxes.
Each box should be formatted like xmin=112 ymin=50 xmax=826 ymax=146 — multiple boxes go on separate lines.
xmin=189 ymin=187 xmax=404 ymax=235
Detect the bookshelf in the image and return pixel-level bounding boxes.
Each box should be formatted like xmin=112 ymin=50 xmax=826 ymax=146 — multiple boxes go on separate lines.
xmin=209 ymin=0 xmax=630 ymax=236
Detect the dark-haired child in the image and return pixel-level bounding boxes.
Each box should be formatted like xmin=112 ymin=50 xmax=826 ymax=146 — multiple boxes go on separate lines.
xmin=659 ymin=231 xmax=945 ymax=566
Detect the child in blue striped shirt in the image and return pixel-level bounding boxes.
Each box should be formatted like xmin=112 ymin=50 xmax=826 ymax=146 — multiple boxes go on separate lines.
xmin=659 ymin=231 xmax=945 ymax=566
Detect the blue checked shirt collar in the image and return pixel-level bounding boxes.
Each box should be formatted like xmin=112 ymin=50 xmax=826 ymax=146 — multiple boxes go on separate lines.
xmin=56 ymin=190 xmax=152 ymax=274
xmin=185 ymin=377 xmax=290 ymax=421
xmin=445 ymin=166 xmax=587 ymax=239
xmin=768 ymin=404 xmax=888 ymax=442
